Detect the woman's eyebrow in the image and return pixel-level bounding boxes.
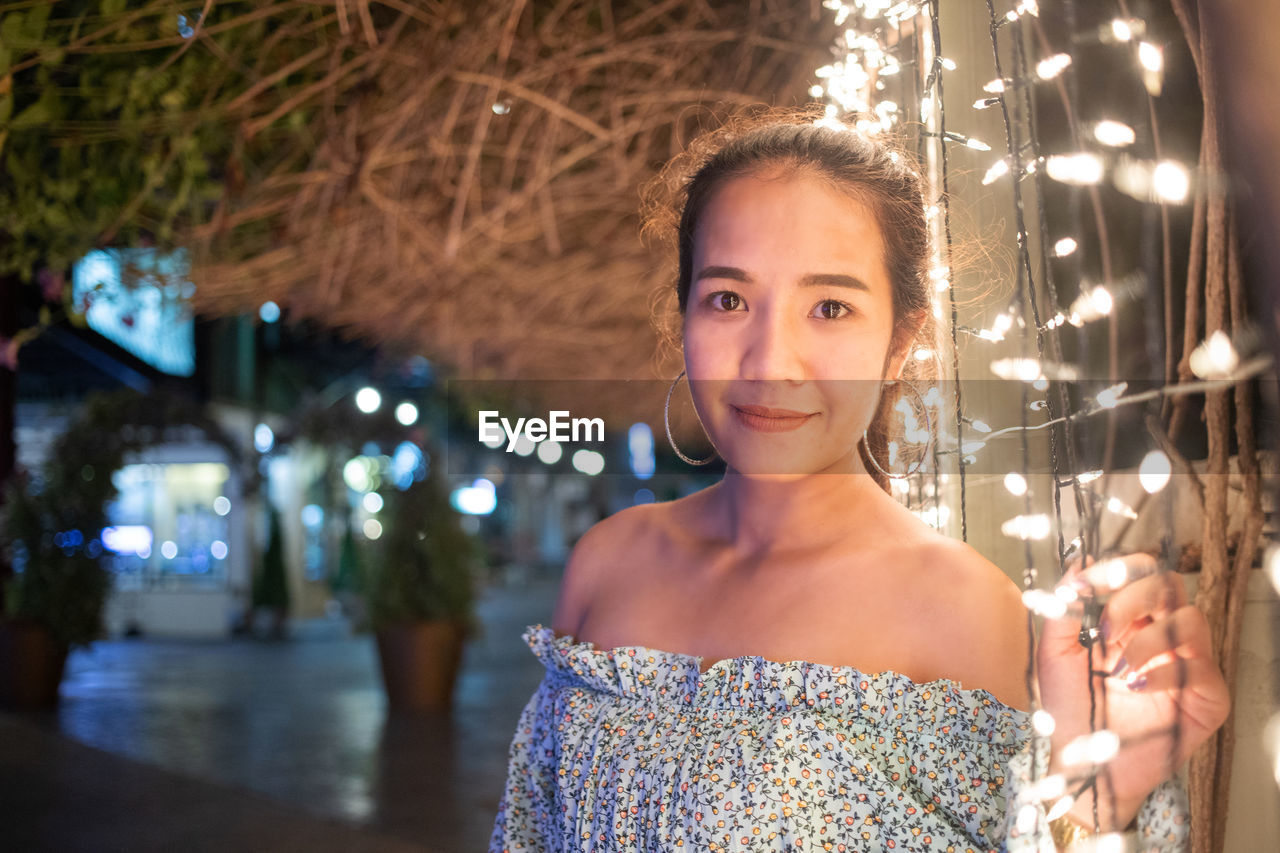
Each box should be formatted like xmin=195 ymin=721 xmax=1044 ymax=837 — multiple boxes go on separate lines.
xmin=695 ymin=265 xmax=871 ymax=293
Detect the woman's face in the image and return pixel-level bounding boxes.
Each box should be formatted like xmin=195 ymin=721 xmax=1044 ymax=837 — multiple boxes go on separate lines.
xmin=681 ymin=168 xmax=911 ymax=478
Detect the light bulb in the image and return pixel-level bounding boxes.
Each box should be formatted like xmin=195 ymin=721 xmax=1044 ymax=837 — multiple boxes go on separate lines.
xmin=990 ymin=357 xmax=1044 ymax=382
xmin=1036 ymin=53 xmax=1072 ymax=80
xmin=1139 ymin=449 xmax=1172 ymax=493
xmin=1033 ymin=709 xmax=1056 ymax=736
xmin=1046 ymin=153 xmax=1104 ymax=185
xmin=1153 ymin=160 xmax=1190 ymax=202
xmin=1139 ymin=41 xmax=1163 ymax=73
xmin=1093 ymin=120 xmax=1136 ymax=147
xmin=983 ymin=158 xmax=1011 ymax=185
xmin=1003 ymin=514 xmax=1051 ymax=540
xmin=1189 ymin=330 xmax=1240 ymax=379
xmin=1022 ymin=587 xmax=1066 ymax=616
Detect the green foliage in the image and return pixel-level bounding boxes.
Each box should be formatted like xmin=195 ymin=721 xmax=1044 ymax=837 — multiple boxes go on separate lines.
xmin=0 ymin=386 xmax=249 ymax=647
xmin=331 ymin=522 xmax=364 ymax=595
xmin=366 ymin=467 xmax=483 ymax=636
xmin=277 ymin=389 xmax=478 ymax=634
xmin=4 ymin=3 xmax=213 ymax=278
xmin=252 ymin=503 xmax=290 ymax=610
xmin=0 ymin=471 xmax=111 ymax=648
xmin=0 ymin=0 xmax=343 ymax=282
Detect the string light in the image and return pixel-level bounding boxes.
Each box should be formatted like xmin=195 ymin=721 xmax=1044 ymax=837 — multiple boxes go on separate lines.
xmin=1138 ymin=40 xmax=1164 ymax=95
xmin=929 ymin=264 xmax=950 ymax=284
xmin=810 ymin=4 xmax=1248 ymax=842
xmin=1001 ymin=0 xmax=1040 ymax=24
xmin=1139 ymin=449 xmax=1172 ymax=493
xmin=932 ymin=130 xmax=992 ymax=150
xmin=1019 ymin=773 xmax=1067 ymax=807
xmin=968 ymin=417 xmax=992 ymax=432
xmin=1066 ymin=284 xmax=1114 ymax=325
xmin=993 ymin=312 xmax=1014 ymax=336
xmin=1093 ymin=381 xmax=1127 ymax=409
xmin=1022 ymin=586 xmax=1067 ymax=615
xmin=1052 ymin=237 xmax=1077 ymax=257
xmin=983 ymin=157 xmax=1011 ymax=185
xmin=991 ymin=357 xmax=1044 ymax=382
xmin=1033 ymin=709 xmax=1056 ymax=736
xmin=1016 ymin=803 xmax=1040 ymax=834
xmin=1189 ymin=330 xmax=1241 ymax=379
xmin=1003 ymin=513 xmax=1052 ymax=540
xmin=1045 ymin=793 xmax=1076 ymax=821
xmin=1138 ymin=41 xmax=1163 ymax=73
xmin=1104 ymin=495 xmax=1141 ymax=520
xmin=1114 ymin=156 xmax=1192 ymax=203
xmin=1035 ymin=53 xmax=1072 ymax=80
xmin=1093 ymin=120 xmax=1136 ymax=147
xmin=1061 ymin=729 xmax=1121 ymax=767
xmin=1152 ymin=161 xmax=1191 ymax=202
xmin=1109 ymin=18 xmax=1135 ymax=42
xmin=1045 ymin=153 xmax=1105 ymax=185
xmin=990 ymin=357 xmax=1080 ymax=381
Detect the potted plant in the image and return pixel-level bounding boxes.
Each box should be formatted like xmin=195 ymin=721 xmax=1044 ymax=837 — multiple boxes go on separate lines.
xmin=248 ymin=504 xmax=291 ymax=639
xmin=367 ymin=464 xmax=483 ymax=712
xmin=0 ymin=388 xmax=250 ymax=709
xmin=0 ymin=467 xmax=111 ymax=709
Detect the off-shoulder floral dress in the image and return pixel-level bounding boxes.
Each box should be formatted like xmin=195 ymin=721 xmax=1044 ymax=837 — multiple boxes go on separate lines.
xmin=489 ymin=624 xmax=1191 ymax=852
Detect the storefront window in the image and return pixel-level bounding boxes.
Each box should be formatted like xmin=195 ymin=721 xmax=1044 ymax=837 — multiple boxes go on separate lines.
xmin=105 ymin=462 xmax=232 ymax=590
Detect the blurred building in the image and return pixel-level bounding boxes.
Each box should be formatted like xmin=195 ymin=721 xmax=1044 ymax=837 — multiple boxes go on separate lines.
xmin=13 ymin=248 xmax=385 ymax=638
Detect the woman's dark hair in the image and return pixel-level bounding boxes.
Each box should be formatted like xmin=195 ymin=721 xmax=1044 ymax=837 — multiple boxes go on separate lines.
xmin=641 ymin=107 xmax=941 ymax=493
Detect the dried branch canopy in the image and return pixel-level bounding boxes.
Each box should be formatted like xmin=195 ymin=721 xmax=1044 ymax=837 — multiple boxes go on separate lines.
xmin=185 ymin=0 xmax=834 ymax=424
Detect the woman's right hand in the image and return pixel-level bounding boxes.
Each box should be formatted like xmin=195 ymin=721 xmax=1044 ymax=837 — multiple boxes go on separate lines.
xmin=1034 ymin=552 xmax=1231 ymax=831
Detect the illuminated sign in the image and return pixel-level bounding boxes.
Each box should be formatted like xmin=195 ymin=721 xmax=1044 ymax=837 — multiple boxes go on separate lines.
xmin=72 ymin=248 xmax=196 ymax=376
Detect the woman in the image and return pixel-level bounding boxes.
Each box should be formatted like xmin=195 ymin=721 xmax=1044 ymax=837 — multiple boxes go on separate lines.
xmin=489 ymin=112 xmax=1231 ymax=852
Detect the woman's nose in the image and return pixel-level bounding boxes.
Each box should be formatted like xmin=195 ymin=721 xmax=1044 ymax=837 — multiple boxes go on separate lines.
xmin=738 ymin=309 xmax=806 ymax=382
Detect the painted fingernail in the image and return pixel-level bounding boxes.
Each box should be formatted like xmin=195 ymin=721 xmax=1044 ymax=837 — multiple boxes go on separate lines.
xmin=1126 ymin=672 xmax=1148 ymax=691
xmin=1099 ymin=615 xmax=1111 ymax=640
xmin=1109 ymin=655 xmax=1129 ymax=678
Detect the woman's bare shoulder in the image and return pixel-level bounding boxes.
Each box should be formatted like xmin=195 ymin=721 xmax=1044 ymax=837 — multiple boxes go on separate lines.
xmin=916 ymin=534 xmax=1016 ymax=589
xmin=911 ymin=535 xmax=1032 ymax=710
xmin=548 ymin=500 xmax=675 ymax=638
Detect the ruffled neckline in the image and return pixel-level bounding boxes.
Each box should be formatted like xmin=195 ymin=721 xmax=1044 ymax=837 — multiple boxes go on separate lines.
xmin=523 ymin=623 xmax=1032 ymax=747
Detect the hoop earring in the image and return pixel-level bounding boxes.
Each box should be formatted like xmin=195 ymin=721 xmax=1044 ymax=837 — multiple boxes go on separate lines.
xmin=664 ymin=369 xmax=717 ymax=466
xmin=861 ymin=379 xmax=932 ymax=479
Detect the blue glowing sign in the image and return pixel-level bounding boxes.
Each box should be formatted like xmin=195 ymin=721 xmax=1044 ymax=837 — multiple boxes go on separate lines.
xmin=72 ymin=248 xmax=196 ymax=376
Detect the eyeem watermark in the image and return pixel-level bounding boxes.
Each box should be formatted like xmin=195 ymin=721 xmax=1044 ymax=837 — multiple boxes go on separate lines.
xmin=478 ymin=410 xmax=605 ymax=452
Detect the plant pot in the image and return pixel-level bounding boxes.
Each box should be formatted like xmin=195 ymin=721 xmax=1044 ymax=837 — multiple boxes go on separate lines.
xmin=374 ymin=619 xmax=465 ymax=712
xmin=0 ymin=620 xmax=70 ymax=710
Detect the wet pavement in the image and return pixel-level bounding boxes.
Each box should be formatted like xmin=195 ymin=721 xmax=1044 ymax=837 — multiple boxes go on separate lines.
xmin=0 ymin=571 xmax=561 ymax=852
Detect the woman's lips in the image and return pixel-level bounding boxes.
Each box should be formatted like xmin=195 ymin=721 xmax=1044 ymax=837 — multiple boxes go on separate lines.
xmin=730 ymin=404 xmax=816 ymax=433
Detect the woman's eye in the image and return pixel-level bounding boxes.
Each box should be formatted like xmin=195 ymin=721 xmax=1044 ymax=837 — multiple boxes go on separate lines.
xmin=813 ymin=299 xmax=853 ymax=320
xmin=709 ymin=291 xmax=743 ymax=311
